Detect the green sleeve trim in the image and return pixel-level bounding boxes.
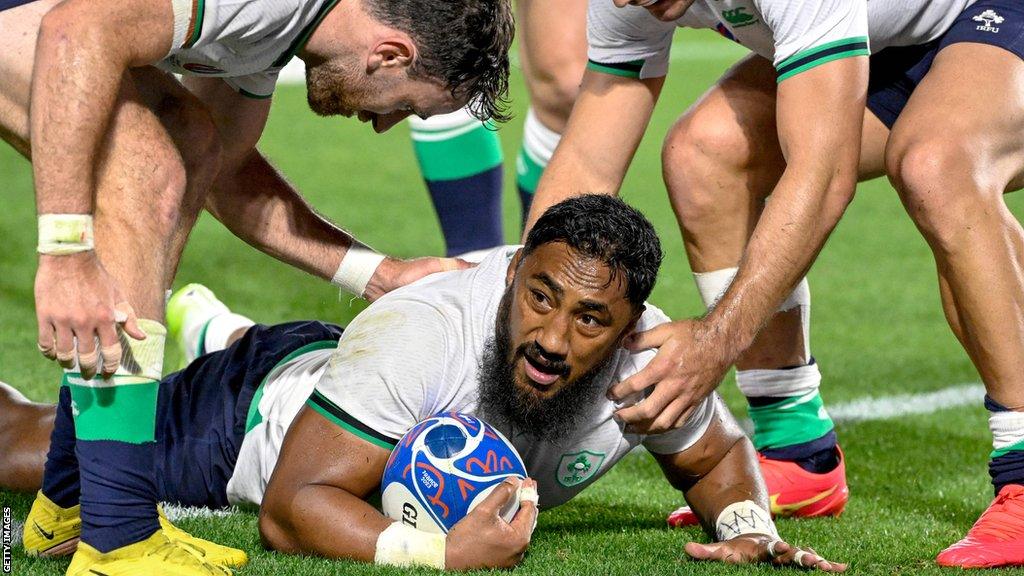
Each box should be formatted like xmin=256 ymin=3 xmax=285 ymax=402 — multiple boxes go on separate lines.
xmin=586 ymin=59 xmax=643 ymax=79
xmin=306 ymin=390 xmax=399 ymax=450
xmin=237 ymin=87 xmax=274 ymax=100
xmin=776 ymin=36 xmax=869 ymax=83
xmin=244 ymin=340 xmax=338 ymax=432
xmin=181 ymin=0 xmax=206 ymax=49
xmin=272 ymin=0 xmax=343 ymax=68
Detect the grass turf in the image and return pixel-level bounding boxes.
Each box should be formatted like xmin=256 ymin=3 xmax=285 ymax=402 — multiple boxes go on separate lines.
xmin=2 ymin=28 xmax=1023 ymax=575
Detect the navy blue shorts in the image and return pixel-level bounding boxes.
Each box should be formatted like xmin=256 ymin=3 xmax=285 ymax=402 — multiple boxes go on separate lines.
xmin=153 ymin=320 xmax=343 ymax=508
xmin=868 ymin=0 xmax=1024 ymax=128
xmin=0 ymin=0 xmax=36 ymax=12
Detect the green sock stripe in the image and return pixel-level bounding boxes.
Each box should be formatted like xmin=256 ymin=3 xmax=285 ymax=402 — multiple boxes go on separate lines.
xmin=515 ymin=144 xmax=545 ymax=193
xmin=196 ymin=316 xmax=214 ymax=358
xmin=747 ymin=391 xmax=834 ymax=451
xmin=412 ymin=121 xmax=502 ymax=181
xmin=991 ymin=438 xmax=1024 ymax=459
xmin=66 ymin=378 xmax=159 ymax=443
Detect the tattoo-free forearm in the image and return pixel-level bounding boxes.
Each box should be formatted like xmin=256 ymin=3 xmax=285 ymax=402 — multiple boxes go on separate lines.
xmin=260 ymin=482 xmax=391 ymax=560
xmin=207 ymin=150 xmax=357 ymax=280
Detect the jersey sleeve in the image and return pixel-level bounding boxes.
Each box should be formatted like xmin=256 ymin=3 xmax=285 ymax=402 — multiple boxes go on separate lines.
xmin=641 ymin=392 xmax=719 ymax=455
xmin=225 ymin=72 xmax=279 ymax=100
xmin=756 ymin=0 xmax=869 ymax=83
xmin=305 ymin=300 xmax=454 ymax=450
xmin=586 ymin=0 xmax=677 ymax=80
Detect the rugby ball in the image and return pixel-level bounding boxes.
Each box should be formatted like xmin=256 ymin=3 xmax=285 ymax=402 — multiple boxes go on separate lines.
xmin=381 ymin=412 xmax=527 ymax=533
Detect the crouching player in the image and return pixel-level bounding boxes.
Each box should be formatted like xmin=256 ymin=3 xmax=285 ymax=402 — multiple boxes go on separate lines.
xmin=0 ymin=196 xmax=845 ymax=572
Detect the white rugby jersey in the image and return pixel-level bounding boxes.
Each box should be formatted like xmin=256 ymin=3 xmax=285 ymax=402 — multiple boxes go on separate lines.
xmin=588 ymin=0 xmax=978 ymax=82
xmin=156 ymin=0 xmax=339 ymax=98
xmin=226 ymin=247 xmax=719 ymax=508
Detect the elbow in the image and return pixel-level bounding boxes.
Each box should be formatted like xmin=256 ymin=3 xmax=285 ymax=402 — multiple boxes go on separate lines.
xmin=822 ymin=173 xmax=857 ymax=227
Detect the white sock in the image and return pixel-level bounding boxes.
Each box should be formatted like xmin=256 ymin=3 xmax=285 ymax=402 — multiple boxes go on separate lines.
xmin=199 ymin=313 xmax=255 ymax=357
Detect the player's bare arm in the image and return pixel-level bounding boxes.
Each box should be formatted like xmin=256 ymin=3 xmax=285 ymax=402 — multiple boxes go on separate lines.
xmin=655 ymin=396 xmax=845 ymax=571
xmin=615 ymin=0 xmax=695 ymax=22
xmin=187 ymin=78 xmax=473 ymax=301
xmin=522 ymin=70 xmax=663 ymax=233
xmin=611 ymin=56 xmax=869 ymax=432
xmin=261 ymin=407 xmax=539 ymax=569
xmin=31 ymin=0 xmax=176 ymax=377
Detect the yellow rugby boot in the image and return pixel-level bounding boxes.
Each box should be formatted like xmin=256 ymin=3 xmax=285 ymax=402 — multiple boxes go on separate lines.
xmin=23 ymin=491 xmax=81 ymax=557
xmin=65 ymin=530 xmax=232 ymax=576
xmin=158 ymin=506 xmax=248 ymax=568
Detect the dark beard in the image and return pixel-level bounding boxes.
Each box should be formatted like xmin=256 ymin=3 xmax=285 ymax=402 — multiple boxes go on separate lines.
xmin=477 ymin=290 xmax=614 ymax=443
xmin=305 ymin=60 xmax=359 ymax=117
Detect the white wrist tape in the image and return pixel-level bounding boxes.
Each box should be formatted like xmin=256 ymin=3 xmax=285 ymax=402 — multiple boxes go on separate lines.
xmin=331 ymin=243 xmax=386 ymax=298
xmin=374 ymin=522 xmax=446 ymax=569
xmin=38 ymin=214 xmax=95 ymax=255
xmin=715 ymin=500 xmax=778 ymax=541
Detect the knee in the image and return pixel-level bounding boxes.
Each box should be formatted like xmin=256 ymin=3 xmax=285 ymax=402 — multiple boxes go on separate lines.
xmin=886 ymin=136 xmax=998 ymax=250
xmin=528 ymin=70 xmax=581 ymax=124
xmin=662 ymin=112 xmax=751 ymax=224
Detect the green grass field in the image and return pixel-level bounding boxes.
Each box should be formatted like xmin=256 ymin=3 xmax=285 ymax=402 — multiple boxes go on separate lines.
xmin=3 ymin=29 xmax=1023 ymax=575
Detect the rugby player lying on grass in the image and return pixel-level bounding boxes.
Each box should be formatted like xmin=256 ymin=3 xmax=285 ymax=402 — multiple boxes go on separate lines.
xmin=0 ymin=196 xmax=844 ymax=572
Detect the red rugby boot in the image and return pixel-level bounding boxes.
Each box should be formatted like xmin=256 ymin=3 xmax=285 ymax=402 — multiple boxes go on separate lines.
xmin=667 ymin=446 xmax=848 ymax=528
xmin=936 ymin=484 xmax=1024 ymax=568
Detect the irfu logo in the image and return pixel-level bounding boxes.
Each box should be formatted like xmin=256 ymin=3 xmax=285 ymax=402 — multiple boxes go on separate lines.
xmin=722 ymin=7 xmax=757 ymax=28
xmin=556 ymin=451 xmax=605 ymax=487
xmin=974 ymin=9 xmax=1004 ymax=33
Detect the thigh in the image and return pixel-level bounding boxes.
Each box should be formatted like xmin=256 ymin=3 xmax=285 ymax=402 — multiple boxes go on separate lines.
xmin=889 ymin=42 xmax=1024 ymax=192
xmin=0 ymin=0 xmax=61 ymax=156
xmin=516 ymin=0 xmax=588 ymax=127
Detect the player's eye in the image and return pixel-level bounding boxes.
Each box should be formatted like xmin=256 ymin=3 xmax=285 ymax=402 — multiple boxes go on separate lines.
xmin=530 ymin=289 xmax=550 ymax=308
xmin=579 ymin=314 xmax=598 ymax=327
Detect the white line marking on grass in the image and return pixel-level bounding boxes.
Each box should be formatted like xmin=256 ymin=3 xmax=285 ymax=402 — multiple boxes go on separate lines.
xmin=739 ymin=383 xmax=985 ymax=433
xmin=829 ymin=383 xmax=985 ymax=423
xmin=161 ymin=504 xmax=244 ymax=522
xmin=11 ymin=520 xmax=22 ymax=549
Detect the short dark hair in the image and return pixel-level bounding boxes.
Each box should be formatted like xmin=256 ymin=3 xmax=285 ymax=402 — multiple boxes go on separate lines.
xmin=523 ymin=195 xmax=663 ymax=308
xmin=364 ymin=0 xmax=514 ymax=123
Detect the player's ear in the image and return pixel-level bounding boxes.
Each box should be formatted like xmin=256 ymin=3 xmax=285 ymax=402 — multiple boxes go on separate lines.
xmin=366 ymin=36 xmax=415 ymax=73
xmin=619 ymin=305 xmax=645 ymax=345
xmin=506 ymin=249 xmax=524 ymax=287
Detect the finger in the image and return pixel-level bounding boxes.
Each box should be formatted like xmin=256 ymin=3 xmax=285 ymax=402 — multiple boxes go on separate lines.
xmin=647 ymin=395 xmax=692 ymax=435
xmin=510 ymin=479 xmax=539 ymax=537
xmin=77 ymin=334 xmax=99 ymax=381
xmin=607 ymin=360 xmax=666 ymax=401
xmin=97 ymin=323 xmax=122 ymax=378
xmin=615 ymin=378 xmax=685 ymax=427
xmin=55 ymin=325 xmax=76 ymax=369
xmin=475 ymin=477 xmax=522 ymax=517
xmin=37 ymin=320 xmax=56 ymax=361
xmin=622 ymin=323 xmax=675 ymax=352
xmin=115 ymin=301 xmax=146 ymax=340
xmin=767 ymin=539 xmax=789 ymax=559
xmin=672 ymin=403 xmax=696 ymax=430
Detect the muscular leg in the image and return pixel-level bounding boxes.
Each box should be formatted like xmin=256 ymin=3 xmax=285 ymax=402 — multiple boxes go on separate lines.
xmin=0 ymin=381 xmax=54 ymax=493
xmin=662 ymin=54 xmax=889 ymax=478
xmin=514 ymin=0 xmax=588 ymax=217
xmin=0 ymin=0 xmax=221 ymax=553
xmin=886 ymin=44 xmax=1024 ymax=510
xmin=887 ymin=43 xmax=1024 ymax=408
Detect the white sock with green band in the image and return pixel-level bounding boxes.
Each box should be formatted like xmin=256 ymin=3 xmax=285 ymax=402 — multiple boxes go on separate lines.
xmin=516 ymin=107 xmax=561 ymax=220
xmin=737 ymin=364 xmax=834 ymax=452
